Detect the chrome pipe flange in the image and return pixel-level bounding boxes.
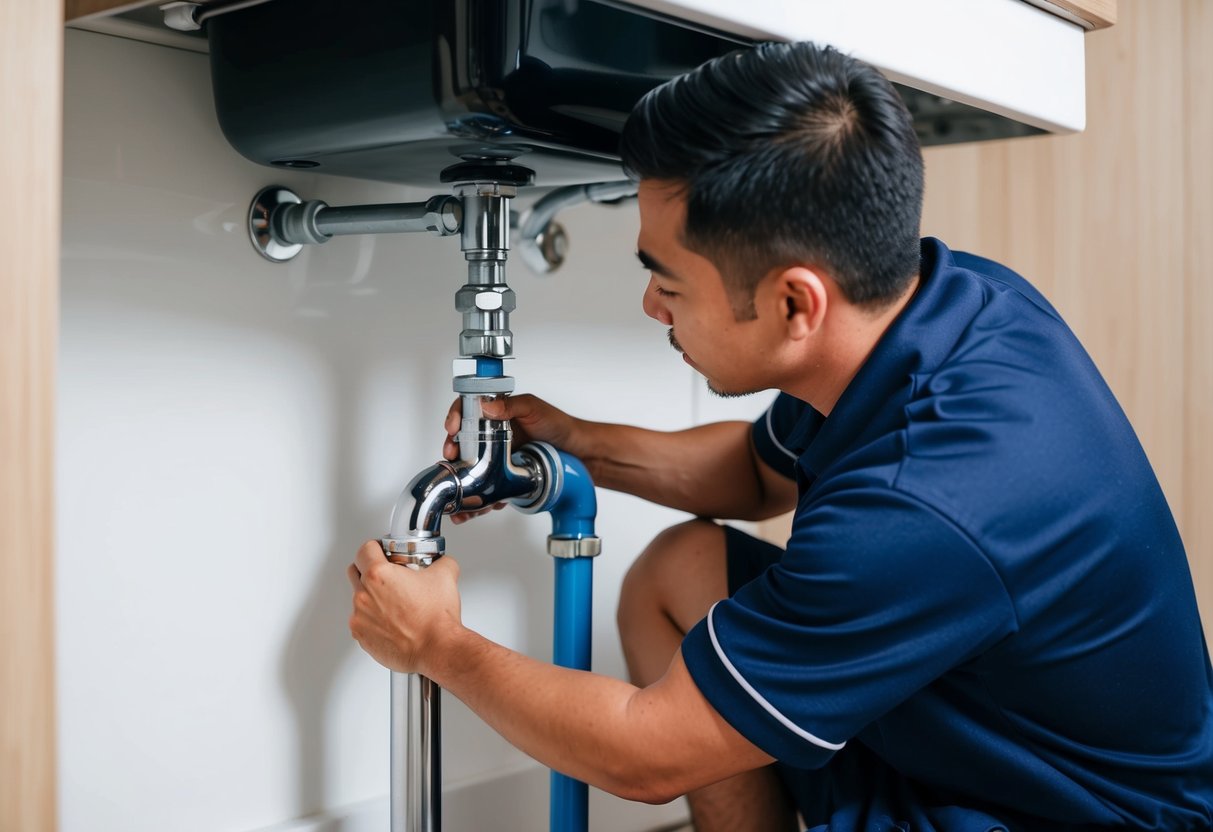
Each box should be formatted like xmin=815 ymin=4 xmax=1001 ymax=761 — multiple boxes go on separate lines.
xmin=249 ymin=185 xmax=304 ymax=262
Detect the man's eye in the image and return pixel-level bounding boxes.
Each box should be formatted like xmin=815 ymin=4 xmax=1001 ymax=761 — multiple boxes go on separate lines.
xmin=653 ymin=286 xmax=678 ymax=298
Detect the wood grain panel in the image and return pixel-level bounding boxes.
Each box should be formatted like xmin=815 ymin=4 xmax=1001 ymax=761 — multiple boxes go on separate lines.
xmin=923 ymin=0 xmax=1208 ymax=635
xmin=1183 ymin=0 xmax=1213 ymax=639
xmin=1032 ymin=0 xmax=1117 ymax=29
xmin=1 ymin=0 xmax=61 ymax=829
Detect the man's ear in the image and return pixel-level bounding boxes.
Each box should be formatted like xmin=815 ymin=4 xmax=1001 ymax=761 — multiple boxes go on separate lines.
xmin=774 ymin=266 xmax=828 ymax=340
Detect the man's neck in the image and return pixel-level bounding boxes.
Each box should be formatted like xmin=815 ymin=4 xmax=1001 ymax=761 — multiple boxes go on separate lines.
xmin=789 ymin=273 xmax=921 ymax=417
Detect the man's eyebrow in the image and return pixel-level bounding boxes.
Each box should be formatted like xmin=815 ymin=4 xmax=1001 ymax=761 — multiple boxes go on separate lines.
xmin=636 ymin=249 xmax=680 ymax=280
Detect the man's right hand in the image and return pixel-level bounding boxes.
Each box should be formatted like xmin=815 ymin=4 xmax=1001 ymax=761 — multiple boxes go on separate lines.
xmin=442 ymin=394 xmax=589 ymax=524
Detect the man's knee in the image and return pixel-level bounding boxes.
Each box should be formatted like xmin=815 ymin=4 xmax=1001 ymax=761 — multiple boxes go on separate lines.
xmin=617 ymin=519 xmax=728 ymax=636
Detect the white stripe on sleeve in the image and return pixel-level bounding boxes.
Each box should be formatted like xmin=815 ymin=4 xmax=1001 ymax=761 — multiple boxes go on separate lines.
xmin=706 ymin=602 xmax=847 ymax=752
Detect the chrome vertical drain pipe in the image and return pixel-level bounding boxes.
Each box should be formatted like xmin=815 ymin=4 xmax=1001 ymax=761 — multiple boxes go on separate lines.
xmin=381 ymin=169 xmax=539 ymax=832
xmin=390 ymin=645 xmax=441 ymax=832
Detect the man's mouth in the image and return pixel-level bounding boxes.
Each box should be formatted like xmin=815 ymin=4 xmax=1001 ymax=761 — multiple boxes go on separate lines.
xmin=668 ymin=329 xmax=697 ymax=369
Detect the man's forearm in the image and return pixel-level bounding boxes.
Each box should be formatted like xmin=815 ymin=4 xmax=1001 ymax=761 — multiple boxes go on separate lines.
xmin=575 ymin=419 xmax=778 ymax=520
xmin=469 ymin=395 xmax=792 ymax=520
xmin=428 ymin=626 xmax=652 ymax=800
xmin=422 ymin=625 xmax=771 ymax=804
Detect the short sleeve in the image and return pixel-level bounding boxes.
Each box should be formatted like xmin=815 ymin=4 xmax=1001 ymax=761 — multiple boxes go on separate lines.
xmin=681 ymin=487 xmax=1017 ymax=768
xmin=751 ymin=393 xmax=820 ymax=479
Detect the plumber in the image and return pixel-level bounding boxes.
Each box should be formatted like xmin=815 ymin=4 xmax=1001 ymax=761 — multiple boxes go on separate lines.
xmin=349 ymin=41 xmax=1213 ymax=831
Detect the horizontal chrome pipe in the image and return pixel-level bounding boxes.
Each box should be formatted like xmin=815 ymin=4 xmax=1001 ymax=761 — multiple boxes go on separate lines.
xmin=271 ymin=195 xmax=462 ymax=245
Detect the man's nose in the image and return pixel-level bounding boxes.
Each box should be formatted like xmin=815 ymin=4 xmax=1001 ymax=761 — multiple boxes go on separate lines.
xmin=642 ymin=277 xmax=672 ymax=325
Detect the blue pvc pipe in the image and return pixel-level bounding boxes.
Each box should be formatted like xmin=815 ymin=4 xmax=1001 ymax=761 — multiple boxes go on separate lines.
xmin=551 ymin=556 xmax=593 ymax=832
xmin=476 ymin=357 xmax=504 ymax=377
xmin=552 ymin=555 xmax=593 ymax=674
xmin=547 ymin=453 xmax=597 ymax=538
xmin=543 ymin=450 xmax=597 ymax=832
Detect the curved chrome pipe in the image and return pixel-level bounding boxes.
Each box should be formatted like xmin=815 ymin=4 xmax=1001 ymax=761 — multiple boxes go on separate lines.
xmin=386 ymin=403 xmax=545 ymax=545
xmin=388 ymin=461 xmax=461 ymax=541
xmin=517 ymin=181 xmax=638 ymax=274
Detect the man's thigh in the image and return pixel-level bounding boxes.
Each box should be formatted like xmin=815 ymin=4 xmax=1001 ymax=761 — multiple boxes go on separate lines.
xmin=623 ymin=520 xmax=785 ymax=635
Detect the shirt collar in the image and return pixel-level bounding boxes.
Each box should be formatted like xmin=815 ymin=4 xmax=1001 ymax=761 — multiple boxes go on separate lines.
xmin=798 ymin=238 xmax=986 ymax=480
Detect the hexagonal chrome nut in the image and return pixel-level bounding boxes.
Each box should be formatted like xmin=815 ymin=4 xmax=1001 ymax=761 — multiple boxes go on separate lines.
xmin=455 ymin=285 xmax=516 ymax=313
xmin=474 ymin=291 xmax=504 ymax=311
xmin=460 ymin=332 xmax=513 ymax=357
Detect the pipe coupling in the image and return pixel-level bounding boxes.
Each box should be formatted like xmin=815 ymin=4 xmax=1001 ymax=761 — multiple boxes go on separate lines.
xmin=381 ymin=535 xmax=444 ymax=568
xmin=547 ymin=536 xmax=601 ymax=559
xmin=510 ymin=443 xmax=561 ymax=515
xmin=273 ymin=199 xmax=330 ymax=245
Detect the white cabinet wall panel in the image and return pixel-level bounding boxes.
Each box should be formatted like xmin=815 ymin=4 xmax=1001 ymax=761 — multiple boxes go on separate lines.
xmin=56 ymin=29 xmax=773 ymax=832
xmin=628 ymin=0 xmax=1087 ymax=133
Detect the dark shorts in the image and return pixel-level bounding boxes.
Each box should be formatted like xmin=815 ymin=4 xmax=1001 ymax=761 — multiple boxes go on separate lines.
xmin=721 ymin=525 xmax=1010 ymax=832
xmin=723 ymin=523 xmax=786 ymax=598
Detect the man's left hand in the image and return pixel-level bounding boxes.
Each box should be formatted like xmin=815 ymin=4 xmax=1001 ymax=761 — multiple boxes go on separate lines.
xmin=347 ymin=540 xmax=464 ymax=675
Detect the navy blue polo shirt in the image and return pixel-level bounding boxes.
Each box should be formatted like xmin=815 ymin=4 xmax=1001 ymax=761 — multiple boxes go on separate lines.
xmin=682 ymin=238 xmax=1213 ymax=830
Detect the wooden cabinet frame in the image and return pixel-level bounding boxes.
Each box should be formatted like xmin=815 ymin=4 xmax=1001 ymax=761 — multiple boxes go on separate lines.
xmin=1 ymin=2 xmax=61 ymax=829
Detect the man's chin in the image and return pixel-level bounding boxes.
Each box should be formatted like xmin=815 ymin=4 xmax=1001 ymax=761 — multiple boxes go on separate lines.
xmin=705 ymin=379 xmax=760 ymax=400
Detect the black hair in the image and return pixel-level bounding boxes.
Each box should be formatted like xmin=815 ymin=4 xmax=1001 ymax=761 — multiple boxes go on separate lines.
xmin=619 ymin=42 xmax=924 ymax=316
